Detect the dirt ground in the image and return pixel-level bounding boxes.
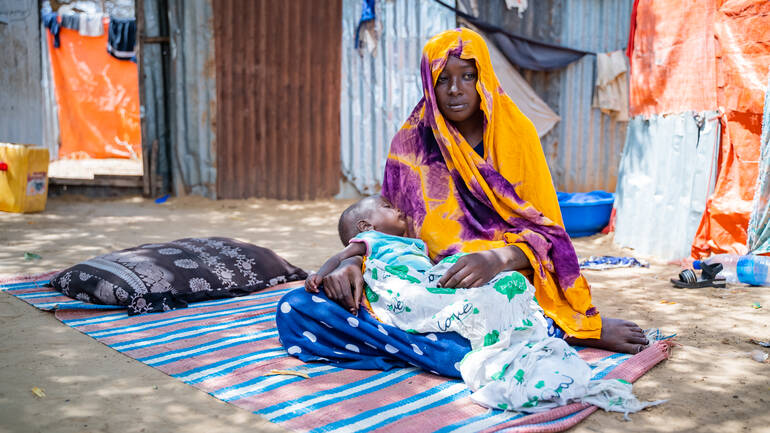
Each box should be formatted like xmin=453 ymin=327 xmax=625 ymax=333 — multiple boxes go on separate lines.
xmin=1 ymin=195 xmax=768 ymax=433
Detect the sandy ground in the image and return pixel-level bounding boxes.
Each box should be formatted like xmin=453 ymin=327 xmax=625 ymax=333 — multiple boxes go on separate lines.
xmin=0 ymin=195 xmax=768 ymax=433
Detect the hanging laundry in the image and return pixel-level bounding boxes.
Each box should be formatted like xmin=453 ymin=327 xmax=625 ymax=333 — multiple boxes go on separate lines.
xmin=504 ymin=0 xmax=528 ymax=17
xmin=354 ymin=0 xmax=376 ymax=50
xmin=42 ymin=12 xmax=60 ymax=48
xmin=79 ymin=13 xmax=104 ymax=37
xmin=592 ymin=50 xmax=629 ymax=121
xmin=434 ymin=0 xmax=591 ymax=71
xmin=107 ymin=17 xmax=137 ymax=60
xmin=60 ymin=13 xmax=79 ymax=31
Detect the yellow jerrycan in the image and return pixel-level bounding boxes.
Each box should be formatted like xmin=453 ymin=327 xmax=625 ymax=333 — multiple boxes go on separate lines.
xmin=0 ymin=143 xmax=50 ymax=213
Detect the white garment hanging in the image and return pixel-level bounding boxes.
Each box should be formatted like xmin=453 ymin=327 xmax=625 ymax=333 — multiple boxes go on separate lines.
xmin=593 ymin=50 xmax=629 ymax=121
xmin=79 ymin=13 xmax=104 ymax=37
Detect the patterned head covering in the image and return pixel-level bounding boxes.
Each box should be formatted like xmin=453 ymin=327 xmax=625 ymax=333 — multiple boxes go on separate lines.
xmin=382 ymin=28 xmax=601 ymax=338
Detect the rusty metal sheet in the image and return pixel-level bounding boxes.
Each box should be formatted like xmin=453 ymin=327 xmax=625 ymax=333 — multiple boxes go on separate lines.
xmin=214 ymin=0 xmax=342 ymax=200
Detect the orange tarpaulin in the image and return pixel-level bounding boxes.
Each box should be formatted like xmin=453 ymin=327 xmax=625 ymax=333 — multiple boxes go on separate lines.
xmin=46 ymin=21 xmax=141 ymax=160
xmin=628 ymin=0 xmax=718 ymax=117
xmin=691 ymin=1 xmax=769 ymax=257
xmin=628 ymin=0 xmax=769 ymax=258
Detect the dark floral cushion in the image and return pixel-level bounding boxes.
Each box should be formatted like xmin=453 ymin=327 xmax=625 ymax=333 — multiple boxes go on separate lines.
xmin=49 ymin=237 xmax=307 ymax=315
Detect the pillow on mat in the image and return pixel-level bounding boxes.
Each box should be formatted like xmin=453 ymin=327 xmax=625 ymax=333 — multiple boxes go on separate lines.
xmin=49 ymin=237 xmax=307 ymax=315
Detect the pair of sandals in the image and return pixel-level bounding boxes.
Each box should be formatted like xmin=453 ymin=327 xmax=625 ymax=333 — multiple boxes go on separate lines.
xmin=671 ymin=262 xmax=726 ymax=289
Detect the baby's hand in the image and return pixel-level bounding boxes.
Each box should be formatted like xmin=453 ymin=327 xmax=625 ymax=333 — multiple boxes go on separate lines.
xmin=305 ymin=273 xmax=323 ymax=293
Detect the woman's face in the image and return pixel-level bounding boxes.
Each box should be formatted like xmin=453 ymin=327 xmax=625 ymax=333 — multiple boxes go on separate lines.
xmin=434 ymin=56 xmax=481 ymax=124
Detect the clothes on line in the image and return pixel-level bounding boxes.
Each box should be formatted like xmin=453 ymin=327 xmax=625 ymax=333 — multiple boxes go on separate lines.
xmin=354 ymin=0 xmax=376 ymax=49
xmin=107 ymin=16 xmax=137 ymax=61
xmin=593 ymin=50 xmax=630 ymax=121
xmin=60 ymin=13 xmax=79 ymax=31
xmin=79 ymin=13 xmax=104 ymax=37
xmin=41 ymin=10 xmax=124 ymax=56
xmin=42 ymin=12 xmax=60 ymax=48
xmin=504 ymin=0 xmax=528 ymax=17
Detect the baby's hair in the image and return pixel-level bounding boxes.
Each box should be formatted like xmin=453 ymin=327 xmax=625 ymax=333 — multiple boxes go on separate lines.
xmin=338 ymin=196 xmax=377 ymax=246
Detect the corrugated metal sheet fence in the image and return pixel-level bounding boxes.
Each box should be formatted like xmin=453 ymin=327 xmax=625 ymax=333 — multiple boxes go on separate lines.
xmin=139 ymin=0 xmax=220 ymax=199
xmin=476 ymin=0 xmax=633 ymax=192
xmin=0 ymin=0 xmax=43 ymax=146
xmin=168 ymin=0 xmax=218 ymax=198
xmin=614 ymin=112 xmax=721 ymax=260
xmin=137 ymin=0 xmax=172 ymax=196
xmin=214 ymin=0 xmax=342 ymax=200
xmin=340 ymin=0 xmax=456 ymax=195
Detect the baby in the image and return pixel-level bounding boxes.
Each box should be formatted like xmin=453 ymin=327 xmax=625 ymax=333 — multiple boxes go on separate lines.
xmin=306 ymin=194 xmax=432 ymax=296
xmin=307 ymin=194 xmax=545 ymax=346
xmin=305 ymin=195 xmax=659 ymax=415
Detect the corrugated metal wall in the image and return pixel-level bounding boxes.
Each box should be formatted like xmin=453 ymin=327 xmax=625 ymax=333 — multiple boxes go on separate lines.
xmin=166 ymin=0 xmax=218 ymax=198
xmin=0 ymin=0 xmax=43 ymax=146
xmin=340 ymin=0 xmax=455 ymax=195
xmin=40 ymin=19 xmax=59 ymax=160
xmin=137 ymin=0 xmax=172 ymax=196
xmin=214 ymin=0 xmax=342 ymax=200
xmin=614 ymin=112 xmax=721 ymax=260
xmin=477 ymin=0 xmax=633 ymax=192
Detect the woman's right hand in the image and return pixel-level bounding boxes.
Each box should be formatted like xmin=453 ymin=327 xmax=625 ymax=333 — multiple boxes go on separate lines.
xmin=321 ymin=256 xmax=364 ymax=315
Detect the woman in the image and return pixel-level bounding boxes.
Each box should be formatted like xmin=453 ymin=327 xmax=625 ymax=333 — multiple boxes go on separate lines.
xmin=276 ymin=28 xmax=646 ymax=378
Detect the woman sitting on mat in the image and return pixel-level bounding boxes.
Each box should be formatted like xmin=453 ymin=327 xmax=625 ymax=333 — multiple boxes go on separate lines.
xmin=276 ymin=28 xmax=647 ymax=378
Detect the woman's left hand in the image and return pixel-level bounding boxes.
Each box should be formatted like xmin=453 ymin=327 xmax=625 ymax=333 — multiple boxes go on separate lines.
xmin=439 ymin=245 xmax=530 ymax=288
xmin=438 ymin=250 xmax=506 ymax=288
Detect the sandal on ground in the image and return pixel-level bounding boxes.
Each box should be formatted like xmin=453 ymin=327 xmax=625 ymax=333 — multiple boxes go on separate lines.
xmin=670 ymin=262 xmax=726 ymax=288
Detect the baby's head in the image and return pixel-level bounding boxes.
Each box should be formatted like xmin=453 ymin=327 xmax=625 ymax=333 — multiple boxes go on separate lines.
xmin=338 ymin=195 xmax=408 ymax=245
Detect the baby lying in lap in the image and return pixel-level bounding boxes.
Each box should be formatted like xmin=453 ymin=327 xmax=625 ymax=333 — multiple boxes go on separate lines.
xmin=307 ymin=195 xmax=661 ymax=414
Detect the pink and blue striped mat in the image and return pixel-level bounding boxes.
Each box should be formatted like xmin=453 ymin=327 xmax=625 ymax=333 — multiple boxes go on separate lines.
xmin=1 ymin=272 xmax=670 ymax=433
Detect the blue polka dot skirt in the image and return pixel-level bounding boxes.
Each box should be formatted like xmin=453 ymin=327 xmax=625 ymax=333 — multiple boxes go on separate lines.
xmin=276 ymin=288 xmax=564 ymax=378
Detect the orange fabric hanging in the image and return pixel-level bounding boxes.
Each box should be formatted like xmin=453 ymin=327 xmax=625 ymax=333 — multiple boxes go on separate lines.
xmin=628 ymin=0 xmax=718 ymax=117
xmin=46 ymin=21 xmax=141 ymax=160
xmin=691 ymin=0 xmax=770 ymax=257
xmin=628 ymin=0 xmax=769 ymax=258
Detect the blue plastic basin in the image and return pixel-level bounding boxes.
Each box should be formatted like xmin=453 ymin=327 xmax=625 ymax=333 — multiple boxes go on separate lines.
xmin=556 ymin=191 xmax=615 ymax=238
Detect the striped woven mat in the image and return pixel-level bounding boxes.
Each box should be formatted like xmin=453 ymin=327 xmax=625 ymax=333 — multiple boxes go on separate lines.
xmin=1 ymin=272 xmax=669 ymax=433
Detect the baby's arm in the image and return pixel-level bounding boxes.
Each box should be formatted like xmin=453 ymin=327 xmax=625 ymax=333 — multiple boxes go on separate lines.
xmin=305 ymin=242 xmax=367 ymax=293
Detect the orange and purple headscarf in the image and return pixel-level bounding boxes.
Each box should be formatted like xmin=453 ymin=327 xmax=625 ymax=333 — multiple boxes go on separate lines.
xmin=381 ymin=28 xmax=601 ymax=338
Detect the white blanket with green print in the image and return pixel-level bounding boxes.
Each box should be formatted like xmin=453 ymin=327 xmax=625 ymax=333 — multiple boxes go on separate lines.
xmin=363 ymin=255 xmax=663 ymax=415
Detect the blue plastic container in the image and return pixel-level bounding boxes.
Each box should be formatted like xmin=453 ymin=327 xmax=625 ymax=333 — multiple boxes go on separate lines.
xmin=556 ymin=191 xmax=615 ymax=238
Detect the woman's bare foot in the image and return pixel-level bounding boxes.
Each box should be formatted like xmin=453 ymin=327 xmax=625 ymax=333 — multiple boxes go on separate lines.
xmin=565 ymin=317 xmax=649 ymax=354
